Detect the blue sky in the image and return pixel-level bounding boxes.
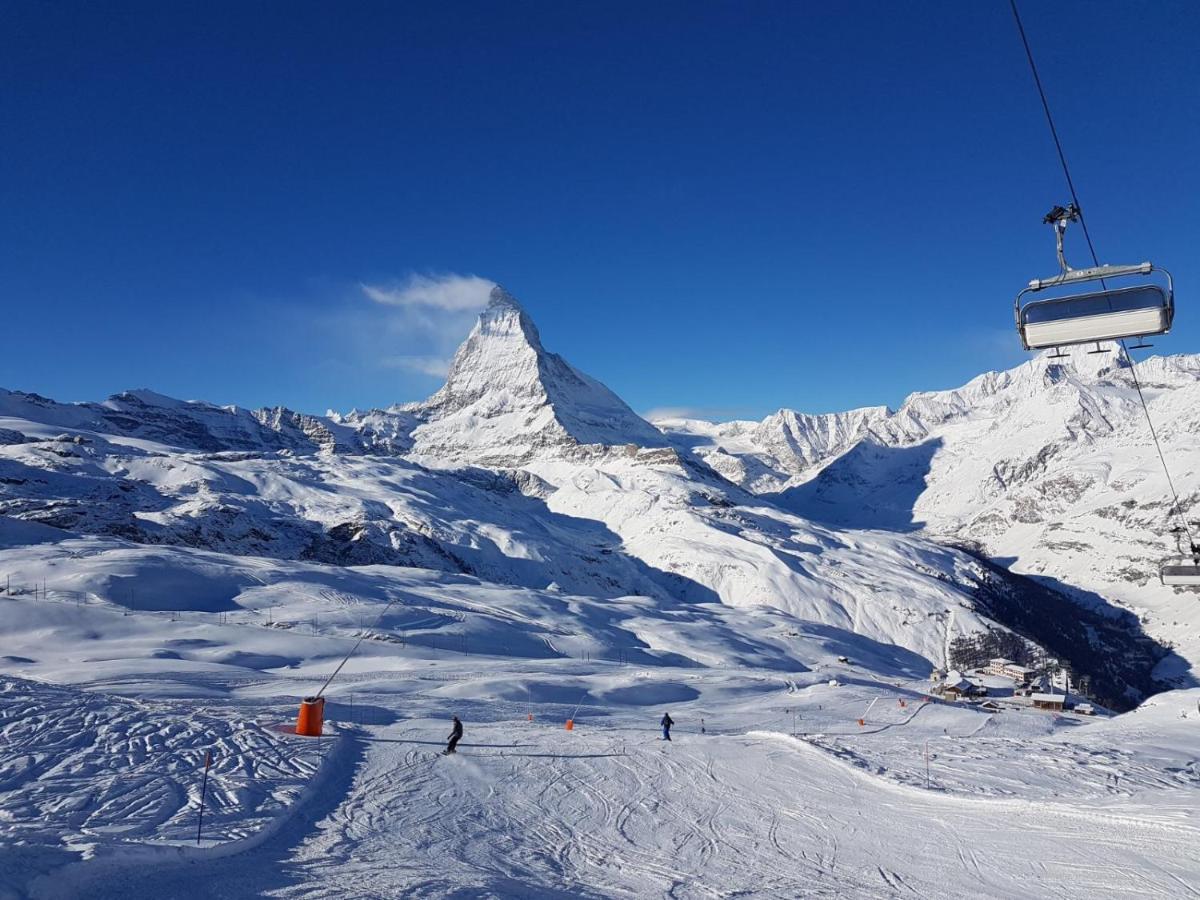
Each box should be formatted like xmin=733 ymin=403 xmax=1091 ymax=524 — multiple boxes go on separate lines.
xmin=3 ymin=1 xmax=1199 ymax=420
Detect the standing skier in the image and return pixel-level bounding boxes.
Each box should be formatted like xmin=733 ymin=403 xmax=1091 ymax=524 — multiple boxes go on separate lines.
xmin=445 ymin=715 xmax=463 ymax=755
xmin=660 ymin=711 xmax=674 ymax=741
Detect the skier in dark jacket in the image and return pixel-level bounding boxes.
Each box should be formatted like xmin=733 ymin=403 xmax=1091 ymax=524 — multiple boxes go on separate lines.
xmin=446 ymin=715 xmax=463 ymax=754
xmin=660 ymin=712 xmax=674 ymax=741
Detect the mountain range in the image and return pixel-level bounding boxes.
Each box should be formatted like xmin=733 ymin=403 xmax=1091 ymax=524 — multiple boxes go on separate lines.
xmin=2 ymin=285 xmax=1196 ymax=696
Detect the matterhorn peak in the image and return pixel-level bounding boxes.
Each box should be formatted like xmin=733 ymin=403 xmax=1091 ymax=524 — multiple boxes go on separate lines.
xmin=485 ymin=283 xmax=522 ymax=312
xmin=409 ymin=286 xmax=667 ymax=464
xmin=471 ymin=284 xmax=545 ymax=354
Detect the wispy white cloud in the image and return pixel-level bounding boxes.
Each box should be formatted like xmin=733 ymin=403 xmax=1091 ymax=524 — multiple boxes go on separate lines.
xmin=380 ymin=355 xmax=452 ymax=377
xmin=360 ymin=273 xmax=495 ymax=311
xmin=642 ymin=405 xmax=762 ymax=423
xmin=316 ymin=272 xmax=501 ymax=385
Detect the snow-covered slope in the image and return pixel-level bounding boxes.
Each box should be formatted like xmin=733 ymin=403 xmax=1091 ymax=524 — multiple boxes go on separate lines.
xmin=1 ymin=539 xmax=1197 ymax=899
xmin=656 ymin=344 xmax=1200 ymax=673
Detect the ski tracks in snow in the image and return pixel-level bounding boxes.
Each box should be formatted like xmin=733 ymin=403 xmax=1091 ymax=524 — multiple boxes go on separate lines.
xmin=31 ymin=716 xmax=1199 ymax=899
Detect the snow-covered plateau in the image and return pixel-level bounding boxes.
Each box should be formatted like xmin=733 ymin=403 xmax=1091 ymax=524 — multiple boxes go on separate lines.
xmin=1 ymin=287 xmax=1197 ymax=899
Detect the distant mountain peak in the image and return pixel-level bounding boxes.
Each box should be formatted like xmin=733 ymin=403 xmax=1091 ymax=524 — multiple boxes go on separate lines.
xmin=408 ymin=286 xmax=666 ymax=464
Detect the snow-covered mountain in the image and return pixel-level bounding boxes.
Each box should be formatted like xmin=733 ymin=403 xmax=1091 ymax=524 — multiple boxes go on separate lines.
xmin=0 ymin=288 xmax=1190 ymax=696
xmin=656 ymin=344 xmax=1200 ymax=674
xmin=403 ymin=286 xmax=668 ymax=464
xmin=328 ymin=286 xmax=668 ymax=465
xmin=1 ymin=288 xmax=1059 ymax=675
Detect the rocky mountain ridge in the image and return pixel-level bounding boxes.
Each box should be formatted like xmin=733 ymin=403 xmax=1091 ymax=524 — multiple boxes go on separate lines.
xmin=656 ymin=343 xmax=1200 ymax=675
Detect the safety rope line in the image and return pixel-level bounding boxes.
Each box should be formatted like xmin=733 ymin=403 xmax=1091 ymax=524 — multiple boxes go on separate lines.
xmin=1009 ymin=0 xmax=1197 ymax=553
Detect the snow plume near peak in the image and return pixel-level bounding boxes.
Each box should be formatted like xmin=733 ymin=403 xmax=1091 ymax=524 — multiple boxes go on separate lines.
xmin=348 ymin=274 xmax=499 ymax=380
xmin=360 ymin=273 xmax=496 ymax=312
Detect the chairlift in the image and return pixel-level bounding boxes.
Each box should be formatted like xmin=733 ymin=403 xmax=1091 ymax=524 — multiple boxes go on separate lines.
xmin=1015 ymin=205 xmax=1174 ymax=352
xmin=1161 ymin=526 xmax=1200 ymax=587
xmin=1161 ymin=563 xmax=1200 ymax=586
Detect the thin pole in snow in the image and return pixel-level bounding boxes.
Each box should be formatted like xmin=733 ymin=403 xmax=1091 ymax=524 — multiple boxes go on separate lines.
xmin=196 ymin=750 xmax=213 ymax=845
xmin=924 ymin=740 xmax=930 ymax=790
xmin=569 ymin=691 xmax=587 ymax=722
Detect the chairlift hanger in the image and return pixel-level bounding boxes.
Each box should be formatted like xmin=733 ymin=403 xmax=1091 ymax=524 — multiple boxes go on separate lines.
xmin=1014 ymin=205 xmax=1174 ymax=353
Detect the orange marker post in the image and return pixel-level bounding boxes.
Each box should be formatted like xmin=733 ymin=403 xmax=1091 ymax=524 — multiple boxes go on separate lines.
xmin=296 ymin=696 xmax=325 ymax=737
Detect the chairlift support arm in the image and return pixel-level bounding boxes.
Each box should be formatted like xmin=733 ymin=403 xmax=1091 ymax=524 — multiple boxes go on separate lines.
xmin=1044 ymin=203 xmax=1080 ymax=275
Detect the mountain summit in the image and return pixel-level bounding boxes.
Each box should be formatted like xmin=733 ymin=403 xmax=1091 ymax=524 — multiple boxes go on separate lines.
xmin=407 ymin=286 xmax=666 ymax=464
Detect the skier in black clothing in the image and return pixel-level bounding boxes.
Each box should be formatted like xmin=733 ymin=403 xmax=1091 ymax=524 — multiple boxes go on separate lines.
xmin=660 ymin=712 xmax=674 ymax=741
xmin=445 ymin=715 xmax=463 ymax=754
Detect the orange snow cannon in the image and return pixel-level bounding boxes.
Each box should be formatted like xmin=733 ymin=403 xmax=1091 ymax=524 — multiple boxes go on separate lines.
xmin=565 ymin=718 xmax=574 ymax=731
xmin=296 ymin=696 xmax=325 ymax=737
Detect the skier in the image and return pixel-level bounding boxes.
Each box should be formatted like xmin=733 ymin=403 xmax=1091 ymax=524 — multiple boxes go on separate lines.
xmin=660 ymin=711 xmax=674 ymax=741
xmin=445 ymin=715 xmax=463 ymax=755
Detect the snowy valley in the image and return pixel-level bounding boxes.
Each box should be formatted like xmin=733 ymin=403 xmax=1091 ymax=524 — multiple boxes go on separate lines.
xmin=1 ymin=287 xmax=1198 ymax=899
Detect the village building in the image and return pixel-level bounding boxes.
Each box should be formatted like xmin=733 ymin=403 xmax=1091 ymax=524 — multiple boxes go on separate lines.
xmin=984 ymin=658 xmax=1015 ymax=677
xmin=1002 ymin=663 xmax=1034 ymax=683
xmin=984 ymin=658 xmax=1035 ymax=683
xmin=940 ymin=670 xmax=987 ymax=700
xmin=1030 ymin=692 xmax=1065 ymax=711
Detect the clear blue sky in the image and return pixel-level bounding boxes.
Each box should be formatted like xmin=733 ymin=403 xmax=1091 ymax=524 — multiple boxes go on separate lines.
xmin=4 ymin=1 xmax=1199 ymax=420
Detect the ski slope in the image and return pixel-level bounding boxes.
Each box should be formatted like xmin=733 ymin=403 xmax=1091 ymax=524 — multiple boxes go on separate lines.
xmin=19 ymin=684 xmax=1200 ymax=900
xmin=2 ymin=543 xmax=1198 ymax=899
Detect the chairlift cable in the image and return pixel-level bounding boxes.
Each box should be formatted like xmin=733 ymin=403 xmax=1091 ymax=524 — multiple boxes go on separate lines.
xmin=1009 ymin=0 xmax=1197 ymax=553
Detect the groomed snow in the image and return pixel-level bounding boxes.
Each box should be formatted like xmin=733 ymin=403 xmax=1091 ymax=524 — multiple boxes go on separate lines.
xmin=1 ymin=541 xmax=1198 ymax=899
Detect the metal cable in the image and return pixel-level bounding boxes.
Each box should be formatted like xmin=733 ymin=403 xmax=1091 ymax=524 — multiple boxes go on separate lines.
xmin=1009 ymin=0 xmax=1196 ymax=552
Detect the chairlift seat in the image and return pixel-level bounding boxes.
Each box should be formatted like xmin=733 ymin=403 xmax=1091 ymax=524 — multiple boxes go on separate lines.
xmin=1019 ymin=284 xmax=1172 ymax=350
xmin=1161 ymin=562 xmax=1200 ymax=586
